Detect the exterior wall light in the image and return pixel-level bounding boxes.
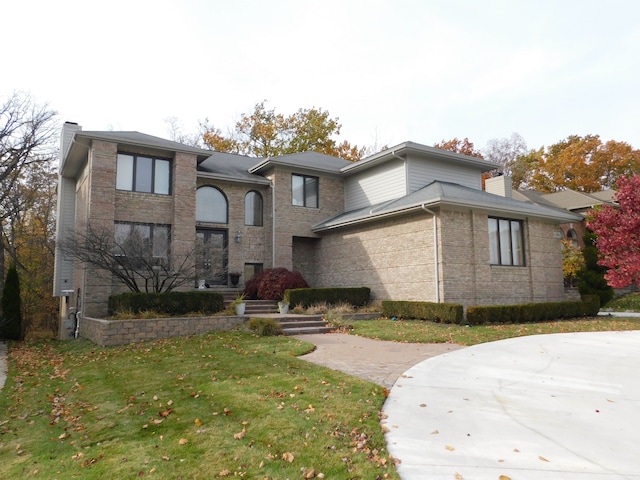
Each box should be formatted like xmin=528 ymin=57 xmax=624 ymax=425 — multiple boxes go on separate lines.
xmin=235 ymin=231 xmax=242 ymax=243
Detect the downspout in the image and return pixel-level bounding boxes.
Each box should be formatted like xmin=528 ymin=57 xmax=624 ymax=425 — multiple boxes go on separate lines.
xmin=270 ymin=179 xmax=276 ymax=268
xmin=421 ymin=204 xmax=441 ymax=303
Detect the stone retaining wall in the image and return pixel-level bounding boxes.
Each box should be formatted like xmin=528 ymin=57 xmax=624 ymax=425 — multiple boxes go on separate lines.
xmin=80 ymin=315 xmax=247 ymax=346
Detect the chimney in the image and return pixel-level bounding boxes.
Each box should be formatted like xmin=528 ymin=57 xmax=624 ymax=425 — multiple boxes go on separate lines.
xmin=485 ymin=174 xmax=512 ymax=198
xmin=59 ymin=122 xmax=81 ymax=171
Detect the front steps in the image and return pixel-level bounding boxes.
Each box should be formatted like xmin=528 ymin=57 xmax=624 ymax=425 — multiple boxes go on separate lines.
xmin=215 ymin=289 xmax=335 ymax=335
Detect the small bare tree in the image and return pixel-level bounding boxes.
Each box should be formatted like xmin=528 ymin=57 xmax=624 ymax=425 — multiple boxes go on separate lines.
xmin=58 ymin=223 xmax=197 ymax=293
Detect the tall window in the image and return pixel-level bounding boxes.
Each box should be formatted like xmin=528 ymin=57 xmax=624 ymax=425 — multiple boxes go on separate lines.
xmin=488 ymin=217 xmax=525 ymax=266
xmin=196 ymin=186 xmax=228 ymax=223
xmin=567 ymin=229 xmax=578 ymax=247
xmin=114 ymin=222 xmax=170 ymax=264
xmin=245 ymin=191 xmax=263 ymax=226
xmin=116 ymin=154 xmax=171 ymax=194
xmin=292 ymin=174 xmax=318 ymax=208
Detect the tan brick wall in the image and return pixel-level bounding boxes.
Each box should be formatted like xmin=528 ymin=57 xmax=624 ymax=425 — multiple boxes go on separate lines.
xmin=195 ymin=179 xmax=272 ymax=286
xmin=311 ymin=212 xmax=436 ymax=301
xmin=270 ymin=168 xmax=344 ymax=270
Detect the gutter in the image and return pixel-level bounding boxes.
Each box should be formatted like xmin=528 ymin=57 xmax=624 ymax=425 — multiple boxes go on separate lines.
xmin=421 ymin=204 xmax=441 ymax=303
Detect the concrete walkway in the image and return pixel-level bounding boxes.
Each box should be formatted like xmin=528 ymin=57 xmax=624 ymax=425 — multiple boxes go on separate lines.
xmin=0 ymin=341 xmax=6 ymax=391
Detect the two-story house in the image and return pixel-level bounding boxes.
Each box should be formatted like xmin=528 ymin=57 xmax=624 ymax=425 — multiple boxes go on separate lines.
xmin=53 ymin=122 xmax=581 ymax=339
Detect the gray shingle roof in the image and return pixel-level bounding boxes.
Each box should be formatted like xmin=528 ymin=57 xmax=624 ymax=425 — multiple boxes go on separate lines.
xmin=249 ymin=151 xmax=352 ymax=175
xmin=198 ymin=152 xmax=271 ymax=185
xmin=313 ymin=181 xmax=582 ymax=231
xmin=77 ymin=131 xmax=213 ymax=158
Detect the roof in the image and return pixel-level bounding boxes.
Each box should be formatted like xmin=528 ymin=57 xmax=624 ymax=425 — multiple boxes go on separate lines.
xmin=313 ymin=181 xmax=582 ymax=232
xmin=249 ymin=151 xmax=352 ymax=175
xmin=198 ymin=152 xmax=271 ymax=185
xmin=340 ymin=141 xmax=498 ymax=175
xmin=62 ymin=130 xmax=213 ymax=177
xmin=515 ymin=188 xmax=618 ymax=218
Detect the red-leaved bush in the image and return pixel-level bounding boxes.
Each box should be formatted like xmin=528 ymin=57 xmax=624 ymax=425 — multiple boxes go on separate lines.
xmin=244 ymin=268 xmax=309 ymax=300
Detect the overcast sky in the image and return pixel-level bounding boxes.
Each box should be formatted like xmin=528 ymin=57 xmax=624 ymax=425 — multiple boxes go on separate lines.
xmin=2 ymin=0 xmax=639 ymax=153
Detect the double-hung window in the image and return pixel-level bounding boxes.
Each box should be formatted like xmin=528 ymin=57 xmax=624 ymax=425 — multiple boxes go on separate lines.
xmin=245 ymin=191 xmax=263 ymax=226
xmin=292 ymin=174 xmax=318 ymax=208
xmin=116 ymin=153 xmax=171 ymax=194
xmin=114 ymin=222 xmax=170 ymax=266
xmin=488 ymin=217 xmax=525 ymax=266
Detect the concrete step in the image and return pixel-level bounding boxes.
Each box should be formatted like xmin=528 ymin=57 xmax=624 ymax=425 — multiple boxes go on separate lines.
xmin=249 ymin=314 xmax=336 ymax=335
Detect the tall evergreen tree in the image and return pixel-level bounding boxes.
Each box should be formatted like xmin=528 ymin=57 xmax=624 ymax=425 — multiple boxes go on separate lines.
xmin=1 ymin=265 xmax=23 ymax=340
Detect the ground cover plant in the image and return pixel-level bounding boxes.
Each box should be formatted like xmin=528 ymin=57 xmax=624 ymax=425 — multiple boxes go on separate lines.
xmin=0 ymin=332 xmax=398 ymax=479
xmin=347 ymin=317 xmax=640 ymax=345
xmin=603 ymin=292 xmax=640 ymax=312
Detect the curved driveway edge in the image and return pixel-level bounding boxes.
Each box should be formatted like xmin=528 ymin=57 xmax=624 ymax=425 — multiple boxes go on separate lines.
xmin=382 ymin=331 xmax=640 ymax=479
xmin=295 ymin=333 xmax=464 ymax=388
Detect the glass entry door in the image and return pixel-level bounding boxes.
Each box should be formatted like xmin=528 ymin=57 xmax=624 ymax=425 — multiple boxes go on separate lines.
xmin=196 ymin=228 xmax=228 ymax=286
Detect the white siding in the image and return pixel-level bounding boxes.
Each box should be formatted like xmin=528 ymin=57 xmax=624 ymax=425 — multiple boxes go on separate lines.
xmin=52 ymin=176 xmax=76 ymax=295
xmin=345 ymin=159 xmax=406 ymax=210
xmin=407 ymin=156 xmax=482 ymax=192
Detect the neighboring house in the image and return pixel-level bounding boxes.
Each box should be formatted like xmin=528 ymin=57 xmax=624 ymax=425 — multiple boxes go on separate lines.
xmin=53 ymin=122 xmax=582 ymax=339
xmin=513 ymin=189 xmax=617 ymax=248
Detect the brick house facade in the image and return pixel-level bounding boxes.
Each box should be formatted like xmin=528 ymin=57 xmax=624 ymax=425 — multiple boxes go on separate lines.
xmin=53 ymin=124 xmax=582 ymax=338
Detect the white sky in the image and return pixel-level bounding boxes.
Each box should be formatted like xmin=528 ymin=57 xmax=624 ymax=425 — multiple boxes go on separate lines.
xmin=2 ymin=0 xmax=639 ymax=153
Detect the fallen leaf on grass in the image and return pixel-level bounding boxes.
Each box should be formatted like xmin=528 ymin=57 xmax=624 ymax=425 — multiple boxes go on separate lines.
xmin=178 ymin=438 xmax=188 ymax=445
xmin=234 ymin=428 xmax=246 ymax=440
xmin=194 ymin=418 xmax=202 ymax=427
xmin=282 ymin=452 xmax=295 ymax=463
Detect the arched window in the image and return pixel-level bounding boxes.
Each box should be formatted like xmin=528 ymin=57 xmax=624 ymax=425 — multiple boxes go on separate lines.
xmin=567 ymin=229 xmax=578 ymax=247
xmin=196 ymin=186 xmax=227 ymax=223
xmin=245 ymin=191 xmax=263 ymax=226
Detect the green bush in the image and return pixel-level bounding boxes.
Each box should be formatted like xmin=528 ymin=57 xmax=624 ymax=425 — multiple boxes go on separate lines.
xmin=247 ymin=317 xmax=283 ymax=336
xmin=284 ymin=287 xmax=370 ymax=308
xmin=381 ymin=300 xmax=463 ymax=324
xmin=108 ymin=291 xmax=224 ymax=316
xmin=466 ymin=296 xmax=600 ymax=325
xmin=1 ymin=266 xmax=23 ymax=340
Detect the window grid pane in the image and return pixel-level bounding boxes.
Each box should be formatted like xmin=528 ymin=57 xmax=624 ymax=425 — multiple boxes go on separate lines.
xmin=292 ymin=174 xmax=319 ymax=208
xmin=135 ymin=157 xmax=153 ymax=193
xmin=489 ymin=217 xmax=525 ymax=266
xmin=116 ymin=154 xmax=171 ymax=194
xmin=245 ymin=191 xmax=263 ymax=226
xmin=116 ymin=154 xmax=134 ymax=190
xmin=196 ymin=187 xmax=228 ymax=223
xmin=154 ymin=159 xmax=170 ymax=195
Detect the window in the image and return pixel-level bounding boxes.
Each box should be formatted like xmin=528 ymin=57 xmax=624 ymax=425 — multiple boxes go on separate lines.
xmin=116 ymin=154 xmax=171 ymax=194
xmin=567 ymin=229 xmax=578 ymax=247
xmin=245 ymin=191 xmax=263 ymax=226
xmin=196 ymin=186 xmax=228 ymax=223
xmin=292 ymin=174 xmax=318 ymax=208
xmin=488 ymin=217 xmax=525 ymax=266
xmin=114 ymin=222 xmax=170 ymax=265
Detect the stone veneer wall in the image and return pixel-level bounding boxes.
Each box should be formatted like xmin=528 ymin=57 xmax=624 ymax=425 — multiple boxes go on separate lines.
xmin=80 ymin=315 xmax=247 ymax=346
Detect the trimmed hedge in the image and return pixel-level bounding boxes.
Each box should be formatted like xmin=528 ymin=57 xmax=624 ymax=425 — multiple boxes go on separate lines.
xmin=108 ymin=291 xmax=225 ymax=316
xmin=466 ymin=295 xmax=600 ymax=326
xmin=381 ymin=300 xmax=464 ymax=324
xmin=284 ymin=287 xmax=371 ymax=308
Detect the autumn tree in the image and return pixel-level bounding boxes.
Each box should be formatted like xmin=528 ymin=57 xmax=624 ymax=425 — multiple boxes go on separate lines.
xmin=0 ymin=91 xmax=57 ymax=291
xmin=507 ymin=135 xmax=640 ymax=192
xmin=202 ymin=101 xmax=366 ymax=161
xmin=587 ymin=174 xmax=640 ymax=289
xmin=58 ymin=222 xmax=197 ymax=293
xmin=433 ymin=137 xmax=484 ymax=158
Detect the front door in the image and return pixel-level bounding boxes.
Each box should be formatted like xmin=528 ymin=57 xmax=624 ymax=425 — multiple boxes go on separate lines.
xmin=196 ymin=228 xmax=228 ymax=286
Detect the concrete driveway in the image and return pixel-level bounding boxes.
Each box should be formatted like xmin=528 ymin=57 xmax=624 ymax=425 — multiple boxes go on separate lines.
xmin=382 ymin=331 xmax=640 ymax=479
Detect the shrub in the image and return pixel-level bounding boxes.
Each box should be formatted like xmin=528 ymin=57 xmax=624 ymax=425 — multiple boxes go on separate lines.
xmin=284 ymin=287 xmax=370 ymax=308
xmin=466 ymin=296 xmax=601 ymax=325
xmin=381 ymin=300 xmax=463 ymax=324
xmin=108 ymin=291 xmax=224 ymax=316
xmin=247 ymin=317 xmax=283 ymax=336
xmin=1 ymin=266 xmax=23 ymax=340
xmin=244 ymin=268 xmax=309 ymax=301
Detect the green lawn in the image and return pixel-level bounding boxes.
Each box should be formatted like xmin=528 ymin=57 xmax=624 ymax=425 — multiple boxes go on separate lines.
xmin=0 ymin=332 xmax=398 ymax=479
xmin=604 ymin=292 xmax=640 ymax=312
xmin=2 ymin=314 xmax=639 ymax=478
xmin=346 ymin=316 xmax=640 ymax=345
